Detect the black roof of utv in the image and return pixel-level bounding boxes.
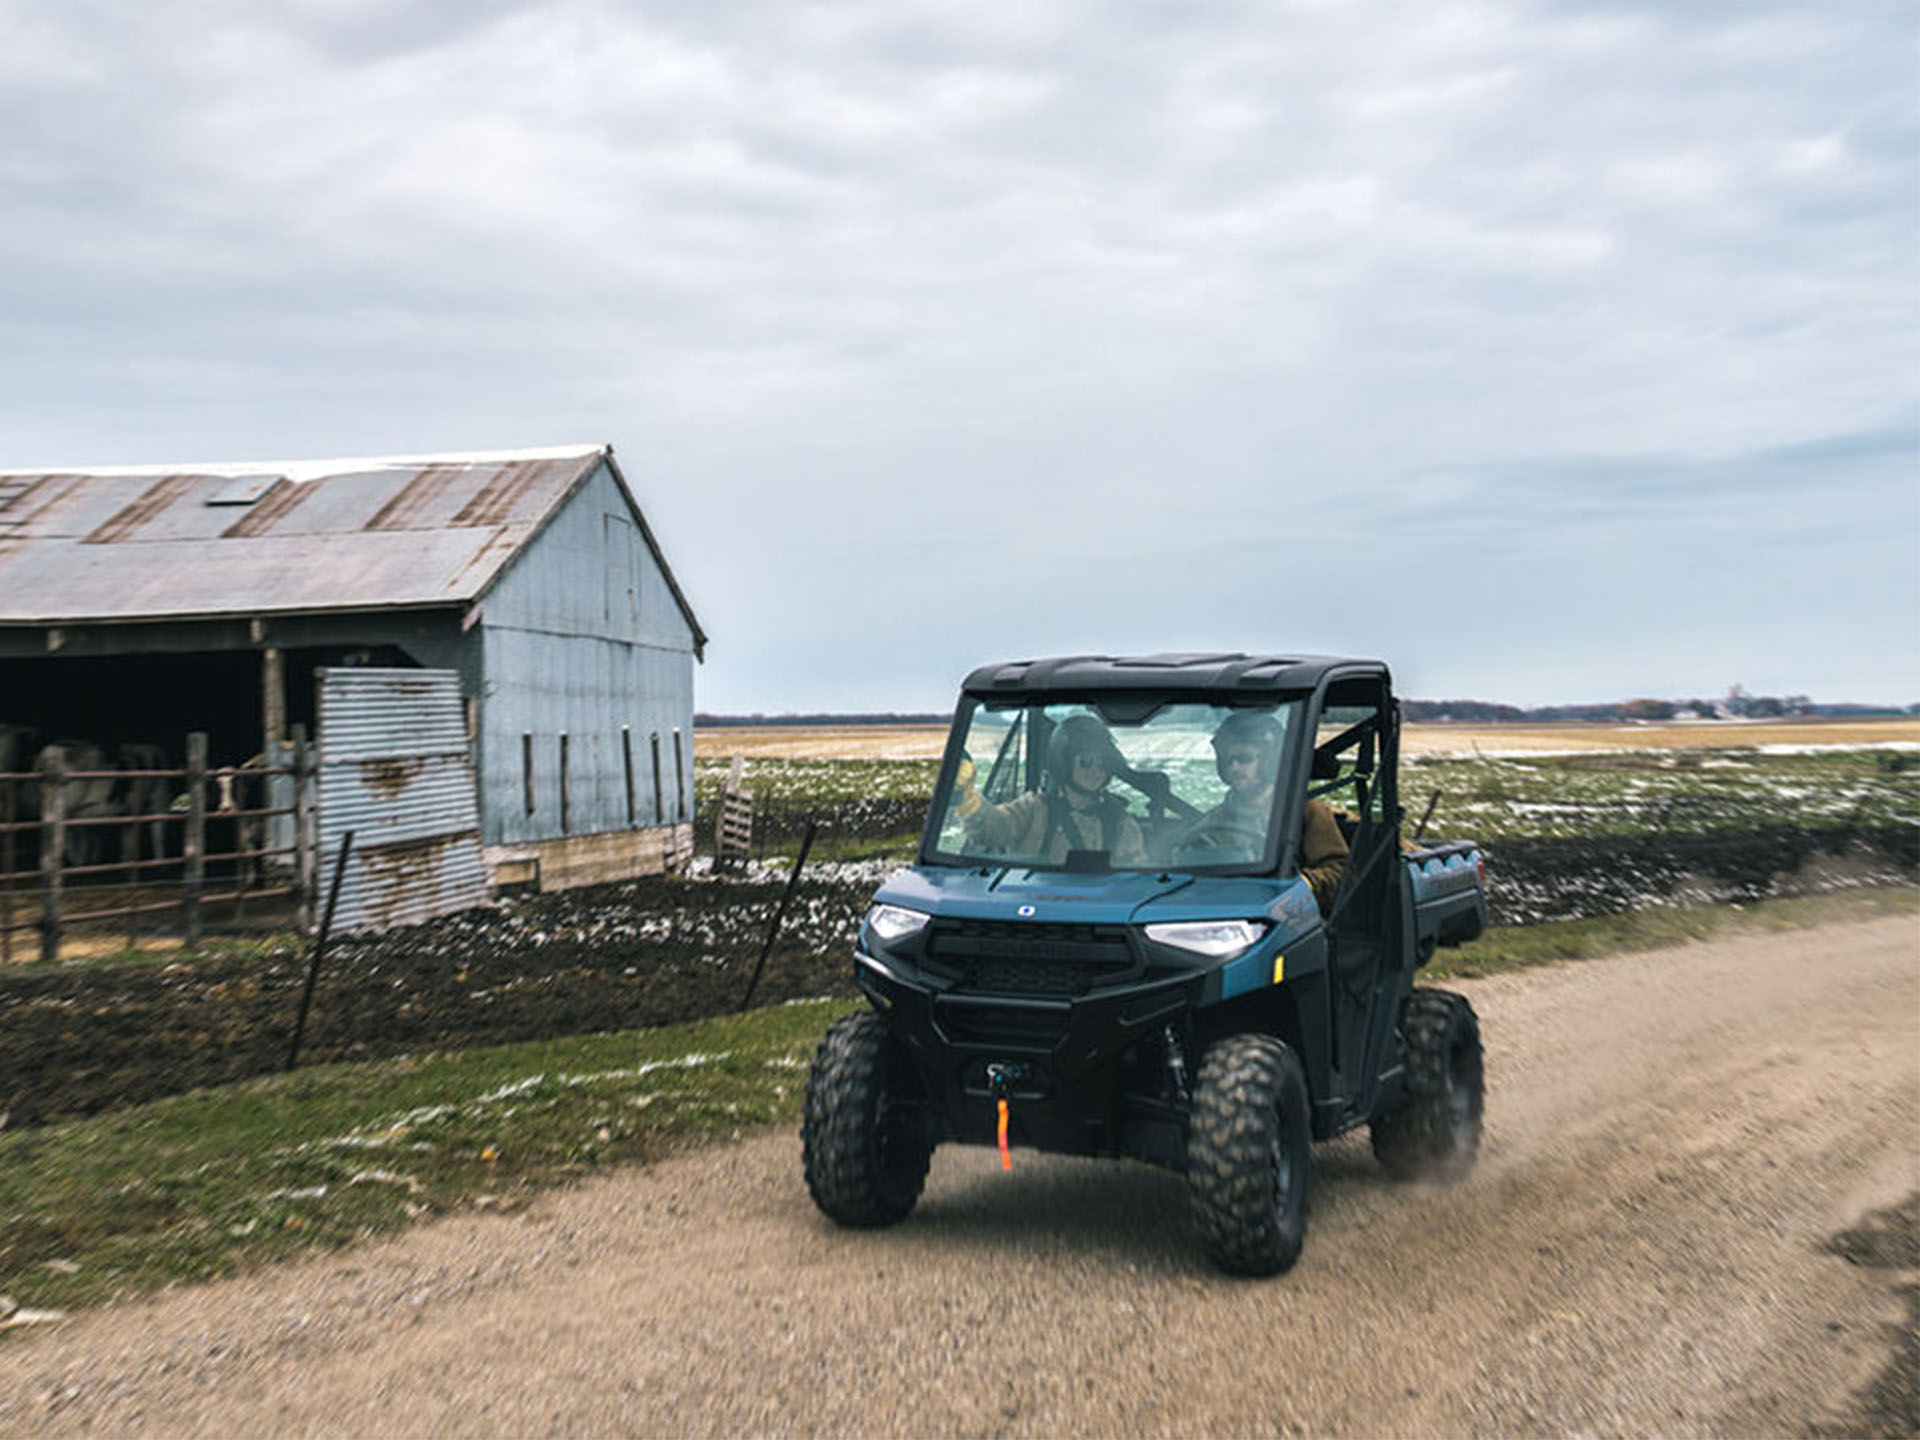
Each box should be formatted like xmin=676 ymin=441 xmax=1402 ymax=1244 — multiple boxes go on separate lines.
xmin=961 ymin=653 xmax=1389 ymax=699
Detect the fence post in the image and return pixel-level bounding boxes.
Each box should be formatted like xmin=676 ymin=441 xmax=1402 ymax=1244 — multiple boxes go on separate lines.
xmin=37 ymin=745 xmax=65 ymax=964
xmin=3 ymin=771 xmax=17 ymax=966
xmin=287 ymin=830 xmax=353 ymax=1072
xmin=740 ymin=816 xmax=817 ymax=1012
xmin=293 ymin=723 xmax=314 ymax=936
xmin=184 ymin=731 xmax=207 ymax=952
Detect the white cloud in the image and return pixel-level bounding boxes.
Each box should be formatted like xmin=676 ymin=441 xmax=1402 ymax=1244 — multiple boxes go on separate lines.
xmin=0 ymin=0 xmax=1913 ymax=707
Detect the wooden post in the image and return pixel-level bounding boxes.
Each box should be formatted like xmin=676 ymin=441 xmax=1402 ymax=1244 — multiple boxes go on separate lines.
xmin=262 ymin=647 xmax=286 ymax=750
xmin=184 ymin=731 xmax=207 ymax=952
xmin=293 ymin=723 xmax=314 ymax=935
xmin=1 ymin=775 xmax=14 ymax=965
xmin=621 ymin=726 xmax=636 ymax=827
xmin=37 ymin=745 xmax=65 ymax=965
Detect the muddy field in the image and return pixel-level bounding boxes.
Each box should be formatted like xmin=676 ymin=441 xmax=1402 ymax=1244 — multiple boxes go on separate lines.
xmin=0 ymin=866 xmax=876 ymax=1128
xmin=2 ymin=817 xmax=1911 ymax=1131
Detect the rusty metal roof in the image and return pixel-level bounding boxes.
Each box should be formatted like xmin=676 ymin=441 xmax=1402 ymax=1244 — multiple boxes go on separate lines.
xmin=0 ymin=445 xmax=702 ymax=648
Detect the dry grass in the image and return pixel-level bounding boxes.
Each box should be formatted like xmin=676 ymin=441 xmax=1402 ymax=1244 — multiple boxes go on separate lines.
xmin=694 ymin=724 xmax=950 ymax=761
xmin=697 ymin=717 xmax=1920 ymax=762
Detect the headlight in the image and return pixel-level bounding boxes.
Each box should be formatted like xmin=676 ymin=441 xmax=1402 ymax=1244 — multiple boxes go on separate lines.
xmin=866 ymin=904 xmax=931 ymax=943
xmin=1143 ymin=919 xmax=1267 ymax=959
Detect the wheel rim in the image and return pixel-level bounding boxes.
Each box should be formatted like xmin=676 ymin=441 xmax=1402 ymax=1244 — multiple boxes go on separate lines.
xmin=1448 ymin=1040 xmax=1480 ymax=1139
xmin=874 ymin=1091 xmax=924 ymax=1191
xmin=1271 ymin=1119 xmax=1296 ymax=1217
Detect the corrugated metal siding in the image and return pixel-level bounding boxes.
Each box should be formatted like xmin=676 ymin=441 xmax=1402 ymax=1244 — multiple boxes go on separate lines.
xmin=475 ymin=462 xmax=698 ymax=848
xmin=318 ymin=667 xmax=489 ymax=934
xmin=479 ymin=627 xmax=695 ymax=846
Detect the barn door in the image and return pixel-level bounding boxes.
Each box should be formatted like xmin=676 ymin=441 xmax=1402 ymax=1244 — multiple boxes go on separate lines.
xmin=316 ymin=667 xmax=487 ymax=933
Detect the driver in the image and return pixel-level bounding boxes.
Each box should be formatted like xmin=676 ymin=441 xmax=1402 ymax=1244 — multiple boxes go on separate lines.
xmin=1197 ymin=711 xmax=1348 ymax=913
xmin=956 ymin=713 xmax=1148 ymax=866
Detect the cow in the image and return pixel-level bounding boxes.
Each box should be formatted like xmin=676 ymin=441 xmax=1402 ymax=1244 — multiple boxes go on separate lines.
xmin=116 ymin=742 xmax=172 ymax=865
xmin=216 ymin=753 xmax=272 ymax=888
xmin=0 ymin=724 xmax=40 ymax=823
xmin=38 ymin=740 xmax=118 ymax=870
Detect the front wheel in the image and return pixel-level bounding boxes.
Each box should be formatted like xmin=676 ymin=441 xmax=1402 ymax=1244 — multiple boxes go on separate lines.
xmin=802 ymin=1010 xmax=933 ymax=1227
xmin=1370 ymin=988 xmax=1484 ymax=1182
xmin=1186 ymin=1034 xmax=1312 ymax=1276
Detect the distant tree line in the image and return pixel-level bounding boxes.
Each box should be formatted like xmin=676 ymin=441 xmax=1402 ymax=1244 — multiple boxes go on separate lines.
xmin=694 ymin=712 xmax=952 ymax=728
xmin=1403 ymin=686 xmax=1917 ymax=723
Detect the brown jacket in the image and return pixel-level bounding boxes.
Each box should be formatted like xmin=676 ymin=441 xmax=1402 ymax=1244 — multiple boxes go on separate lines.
xmin=1299 ymin=798 xmax=1349 ymax=913
xmin=963 ymin=790 xmax=1148 ymax=867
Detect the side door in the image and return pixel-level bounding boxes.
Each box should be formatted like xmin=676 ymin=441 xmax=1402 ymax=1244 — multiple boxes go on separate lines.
xmin=1305 ymin=671 xmax=1410 ymax=1120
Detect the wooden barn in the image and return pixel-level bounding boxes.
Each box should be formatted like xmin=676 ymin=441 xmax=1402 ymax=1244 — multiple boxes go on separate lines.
xmin=0 ymin=443 xmax=707 ymax=919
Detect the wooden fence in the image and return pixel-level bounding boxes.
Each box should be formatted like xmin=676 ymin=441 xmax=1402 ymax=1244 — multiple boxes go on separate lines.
xmin=0 ymin=728 xmax=317 ymax=964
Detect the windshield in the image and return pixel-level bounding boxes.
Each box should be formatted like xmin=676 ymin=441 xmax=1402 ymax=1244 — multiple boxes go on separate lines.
xmin=928 ymin=697 xmax=1306 ymax=872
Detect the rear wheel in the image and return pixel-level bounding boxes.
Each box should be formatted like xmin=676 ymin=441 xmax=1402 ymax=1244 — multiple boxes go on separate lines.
xmin=1371 ymin=988 xmax=1484 ymax=1182
xmin=802 ymin=1011 xmax=933 ymax=1227
xmin=1186 ymin=1034 xmax=1312 ymax=1276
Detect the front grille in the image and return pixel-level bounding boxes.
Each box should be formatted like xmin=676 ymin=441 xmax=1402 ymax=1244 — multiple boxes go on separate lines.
xmin=924 ymin=919 xmax=1139 ymax=997
xmin=935 ymin=1000 xmax=1072 ymax=1049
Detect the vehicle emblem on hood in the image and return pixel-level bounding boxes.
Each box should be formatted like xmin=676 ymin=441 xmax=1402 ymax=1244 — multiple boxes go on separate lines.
xmin=1018 ymin=905 xmax=1036 ymax=917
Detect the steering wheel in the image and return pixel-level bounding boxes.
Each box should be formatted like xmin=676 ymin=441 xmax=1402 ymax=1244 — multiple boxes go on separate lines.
xmin=1167 ymin=814 xmax=1268 ymax=858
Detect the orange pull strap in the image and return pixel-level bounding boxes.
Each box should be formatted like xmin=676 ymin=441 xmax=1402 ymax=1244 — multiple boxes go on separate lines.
xmin=996 ymin=1097 xmax=1012 ymax=1171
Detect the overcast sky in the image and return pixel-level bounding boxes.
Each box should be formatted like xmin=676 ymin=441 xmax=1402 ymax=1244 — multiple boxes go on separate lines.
xmin=2 ymin=0 xmax=1914 ymax=711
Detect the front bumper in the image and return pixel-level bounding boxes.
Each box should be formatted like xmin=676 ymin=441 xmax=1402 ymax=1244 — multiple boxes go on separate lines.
xmin=855 ymin=946 xmax=1203 ymax=1160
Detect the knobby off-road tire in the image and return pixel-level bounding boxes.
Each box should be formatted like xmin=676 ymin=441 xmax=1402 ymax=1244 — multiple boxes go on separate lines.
xmin=802 ymin=1010 xmax=933 ymax=1228
xmin=1370 ymin=987 xmax=1484 ymax=1182
xmin=1186 ymin=1034 xmax=1312 ymax=1277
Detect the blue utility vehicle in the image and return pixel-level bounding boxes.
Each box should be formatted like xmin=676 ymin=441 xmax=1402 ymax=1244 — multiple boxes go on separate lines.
xmin=802 ymin=654 xmax=1488 ymax=1275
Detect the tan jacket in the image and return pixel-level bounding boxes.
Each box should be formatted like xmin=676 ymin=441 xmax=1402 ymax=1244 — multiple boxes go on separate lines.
xmin=963 ymin=790 xmax=1148 ymax=867
xmin=1195 ymin=791 xmax=1348 ymax=911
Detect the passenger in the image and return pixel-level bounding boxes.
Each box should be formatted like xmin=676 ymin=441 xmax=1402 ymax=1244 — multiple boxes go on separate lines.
xmin=1190 ymin=711 xmax=1348 ymax=913
xmin=956 ymin=713 xmax=1148 ymax=866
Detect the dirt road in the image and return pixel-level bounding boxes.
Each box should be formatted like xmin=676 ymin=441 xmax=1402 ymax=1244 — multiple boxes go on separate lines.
xmin=4 ymin=915 xmax=1915 ymax=1437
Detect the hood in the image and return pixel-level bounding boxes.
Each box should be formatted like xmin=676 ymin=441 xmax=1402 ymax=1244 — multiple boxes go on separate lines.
xmin=874 ymin=865 xmax=1198 ymax=926
xmin=874 ymin=864 xmax=1318 ymax=939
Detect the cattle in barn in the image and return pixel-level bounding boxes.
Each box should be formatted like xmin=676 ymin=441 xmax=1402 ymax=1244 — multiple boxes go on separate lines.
xmin=39 ymin=740 xmax=118 ymax=869
xmin=0 ymin=723 xmax=38 ymax=775
xmin=116 ymin=742 xmax=172 ymax=864
xmin=216 ymin=753 xmax=270 ymax=886
xmin=0 ymin=724 xmax=41 ymax=822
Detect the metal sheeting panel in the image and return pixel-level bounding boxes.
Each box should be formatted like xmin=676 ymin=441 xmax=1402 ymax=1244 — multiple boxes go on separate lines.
xmin=0 ymin=448 xmax=603 ymax=624
xmin=478 ymin=625 xmax=695 ymax=845
xmin=318 ymin=667 xmax=488 ymax=934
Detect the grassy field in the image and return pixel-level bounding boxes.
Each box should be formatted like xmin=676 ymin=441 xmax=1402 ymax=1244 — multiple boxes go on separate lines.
xmin=3 ymin=887 xmax=1913 ymax=1322
xmin=695 ymin=718 xmax=1920 ymax=854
